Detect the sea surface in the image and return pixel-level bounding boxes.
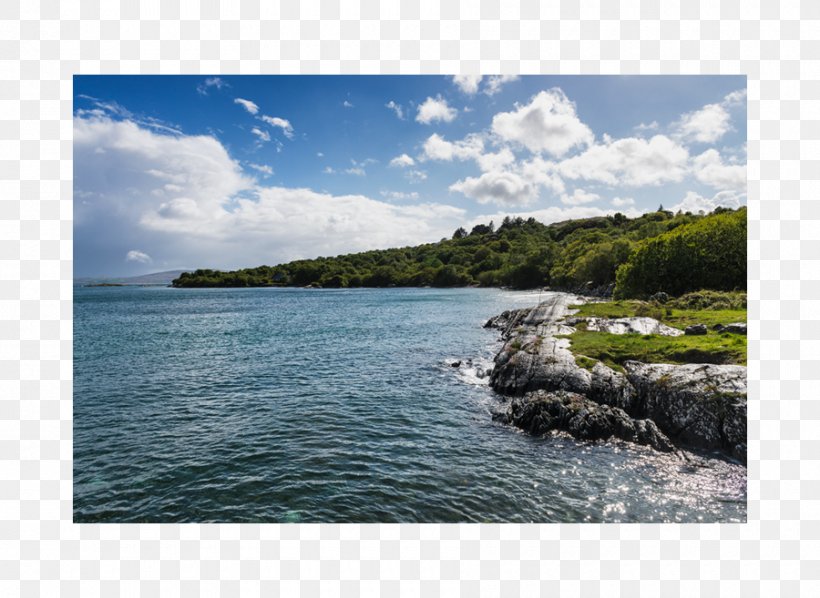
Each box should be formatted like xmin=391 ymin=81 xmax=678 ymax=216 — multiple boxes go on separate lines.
xmin=74 ymin=286 xmax=746 ymax=523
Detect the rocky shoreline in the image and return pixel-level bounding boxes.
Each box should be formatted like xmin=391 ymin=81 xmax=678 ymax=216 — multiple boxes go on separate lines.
xmin=482 ymin=293 xmax=747 ymax=464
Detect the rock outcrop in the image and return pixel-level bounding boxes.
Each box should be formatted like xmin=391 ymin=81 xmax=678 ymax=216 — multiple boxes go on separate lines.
xmin=485 ymin=292 xmax=747 ymax=463
xmin=493 ymin=390 xmax=675 ymax=452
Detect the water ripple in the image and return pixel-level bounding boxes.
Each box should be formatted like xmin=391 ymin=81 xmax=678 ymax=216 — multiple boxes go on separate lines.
xmin=74 ymin=286 xmax=746 ymax=523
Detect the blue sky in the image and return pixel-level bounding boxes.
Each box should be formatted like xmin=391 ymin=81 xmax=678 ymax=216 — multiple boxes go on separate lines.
xmin=74 ymin=75 xmax=746 ymax=277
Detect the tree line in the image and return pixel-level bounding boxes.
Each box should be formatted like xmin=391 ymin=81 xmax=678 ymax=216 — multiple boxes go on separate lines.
xmin=173 ymin=207 xmax=746 ymax=298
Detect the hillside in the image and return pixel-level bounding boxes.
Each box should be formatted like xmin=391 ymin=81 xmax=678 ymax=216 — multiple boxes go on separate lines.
xmin=172 ymin=208 xmax=746 ymax=298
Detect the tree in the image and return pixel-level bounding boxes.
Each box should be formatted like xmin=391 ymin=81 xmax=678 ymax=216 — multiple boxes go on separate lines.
xmin=452 ymin=227 xmax=468 ymax=239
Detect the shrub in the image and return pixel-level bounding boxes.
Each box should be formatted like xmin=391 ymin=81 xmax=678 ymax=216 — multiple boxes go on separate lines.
xmin=614 ymin=208 xmax=746 ymax=298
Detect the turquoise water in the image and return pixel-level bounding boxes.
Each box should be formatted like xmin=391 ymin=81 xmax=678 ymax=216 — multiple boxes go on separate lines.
xmin=74 ymin=286 xmax=746 ymax=523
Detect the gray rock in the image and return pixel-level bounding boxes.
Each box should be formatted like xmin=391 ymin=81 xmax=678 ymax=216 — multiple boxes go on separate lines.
xmin=725 ymin=322 xmax=747 ymax=335
xmin=484 ymin=292 xmax=747 ymax=462
xmin=494 ymin=390 xmax=675 ymax=452
xmin=684 ymin=324 xmax=708 ymax=335
xmin=584 ymin=316 xmax=683 ymax=336
xmin=624 ymin=362 xmax=747 ymax=463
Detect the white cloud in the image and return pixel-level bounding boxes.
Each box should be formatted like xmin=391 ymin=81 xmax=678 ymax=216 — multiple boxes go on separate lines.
xmin=560 ymin=189 xmax=600 ymax=206
xmin=669 ymin=190 xmax=744 ymax=214
xmin=452 ymin=75 xmax=482 ymax=95
xmin=248 ymin=163 xmax=273 ymax=176
xmin=317 ymin=152 xmax=324 ymax=157
xmin=126 ymin=250 xmax=152 ymax=263
xmin=421 ymin=133 xmax=484 ymax=162
xmin=723 ymin=89 xmax=747 ymax=106
xmin=389 ymin=154 xmax=415 ymax=168
xmin=450 ymin=171 xmax=539 ymax=207
xmin=234 ymin=98 xmax=259 ymax=115
xmin=416 ymin=95 xmax=458 ymax=124
xmin=345 ymin=167 xmax=365 ymax=176
xmin=251 ymin=127 xmax=270 ymax=142
xmin=260 ymin=115 xmax=294 ymax=139
xmin=74 ymin=114 xmax=467 ymax=274
xmin=475 ymin=148 xmax=516 ymax=173
xmin=491 ymin=89 xmax=594 ymax=157
xmin=483 ymin=75 xmax=518 ymax=96
xmin=692 ymin=149 xmax=746 ymax=191
xmin=557 ymin=134 xmax=690 ymax=186
xmin=380 ymin=190 xmax=419 ymax=201
xmin=405 ymin=169 xmax=427 ymax=183
xmin=323 ymin=166 xmax=335 ymax=174
xmin=197 ymin=77 xmax=228 ymax=95
xmin=635 ymin=121 xmax=659 ymax=132
xmin=611 ymin=197 xmax=635 ymax=208
xmin=385 ymin=100 xmax=404 ymax=119
xmin=674 ymin=102 xmax=731 ymax=144
xmin=343 ymin=100 xmax=354 ymax=108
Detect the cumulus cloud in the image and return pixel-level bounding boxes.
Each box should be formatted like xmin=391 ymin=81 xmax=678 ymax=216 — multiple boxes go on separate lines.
xmin=421 ymin=133 xmax=484 ymax=162
xmin=74 ymin=114 xmax=467 ymax=275
xmin=723 ymin=89 xmax=747 ymax=106
xmin=674 ymin=102 xmax=731 ymax=144
xmin=491 ymin=89 xmax=594 ymax=157
xmin=416 ymin=95 xmax=458 ymax=124
xmin=234 ymin=98 xmax=259 ymax=115
xmin=126 ymin=250 xmax=152 ymax=263
xmin=692 ymin=149 xmax=746 ymax=191
xmin=452 ymin=75 xmax=482 ymax=95
xmin=483 ymin=75 xmax=519 ymax=96
xmin=343 ymin=100 xmax=354 ymax=108
xmin=669 ymin=190 xmax=744 ymax=214
xmin=260 ymin=115 xmax=294 ymax=139
xmin=449 ymin=171 xmax=539 ymax=207
xmin=560 ymin=189 xmax=601 ymax=206
xmin=557 ymin=135 xmax=690 ymax=186
xmin=385 ymin=100 xmax=404 ymax=119
xmin=389 ymin=154 xmax=415 ymax=168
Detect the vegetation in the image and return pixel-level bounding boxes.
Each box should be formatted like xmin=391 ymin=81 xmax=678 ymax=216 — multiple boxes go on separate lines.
xmin=614 ymin=208 xmax=746 ymax=298
xmin=566 ymin=330 xmax=747 ymax=373
xmin=174 ymin=207 xmax=746 ymax=297
xmin=565 ymin=291 xmax=747 ymax=372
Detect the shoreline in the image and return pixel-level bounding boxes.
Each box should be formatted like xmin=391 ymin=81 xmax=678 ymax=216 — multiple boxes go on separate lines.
xmin=482 ymin=292 xmax=747 ymax=464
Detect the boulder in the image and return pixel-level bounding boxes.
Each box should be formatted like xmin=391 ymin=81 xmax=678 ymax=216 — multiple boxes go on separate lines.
xmin=493 ymin=390 xmax=675 ymax=452
xmin=725 ymin=322 xmax=747 ymax=335
xmin=624 ymin=362 xmax=747 ymax=463
xmin=684 ymin=324 xmax=708 ymax=335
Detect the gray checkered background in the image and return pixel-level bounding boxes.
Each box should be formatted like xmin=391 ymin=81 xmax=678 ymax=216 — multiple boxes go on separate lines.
xmin=0 ymin=0 xmax=817 ymax=595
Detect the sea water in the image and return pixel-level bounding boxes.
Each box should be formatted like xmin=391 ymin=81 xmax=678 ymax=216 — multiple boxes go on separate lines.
xmin=74 ymin=286 xmax=746 ymax=522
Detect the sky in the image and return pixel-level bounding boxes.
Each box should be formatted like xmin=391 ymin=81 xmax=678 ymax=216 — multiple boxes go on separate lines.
xmin=73 ymin=75 xmax=746 ymax=277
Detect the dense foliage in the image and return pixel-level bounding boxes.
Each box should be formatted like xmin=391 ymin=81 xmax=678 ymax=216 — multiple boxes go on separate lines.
xmin=173 ymin=208 xmax=746 ymax=296
xmin=613 ymin=208 xmax=747 ymax=298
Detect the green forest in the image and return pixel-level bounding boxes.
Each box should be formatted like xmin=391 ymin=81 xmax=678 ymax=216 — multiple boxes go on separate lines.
xmin=172 ymin=207 xmax=747 ymax=299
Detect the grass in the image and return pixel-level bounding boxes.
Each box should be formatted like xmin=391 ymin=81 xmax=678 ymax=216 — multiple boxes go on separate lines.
xmin=565 ymin=330 xmax=747 ymax=372
xmin=570 ymin=301 xmax=746 ymax=331
xmin=565 ymin=291 xmax=747 ymax=369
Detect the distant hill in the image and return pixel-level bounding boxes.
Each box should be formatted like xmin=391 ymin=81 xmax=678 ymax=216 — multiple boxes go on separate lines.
xmin=77 ymin=269 xmax=190 ymax=286
xmin=172 ymin=207 xmax=747 ymax=298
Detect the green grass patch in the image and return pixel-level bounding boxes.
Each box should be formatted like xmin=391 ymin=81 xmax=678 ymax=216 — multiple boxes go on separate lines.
xmin=570 ymin=300 xmax=745 ymax=331
xmin=562 ymin=330 xmax=747 ymax=371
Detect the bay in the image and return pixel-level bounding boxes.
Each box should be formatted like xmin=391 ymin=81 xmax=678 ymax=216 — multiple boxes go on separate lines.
xmin=73 ymin=286 xmax=746 ymax=523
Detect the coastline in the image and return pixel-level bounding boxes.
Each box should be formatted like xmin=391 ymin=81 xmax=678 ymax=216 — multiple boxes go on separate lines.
xmin=482 ymin=292 xmax=747 ymax=464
